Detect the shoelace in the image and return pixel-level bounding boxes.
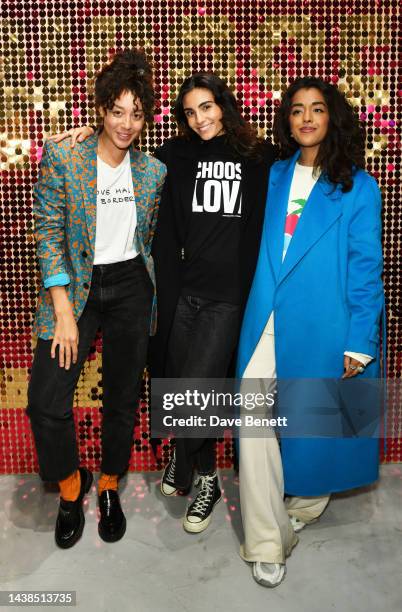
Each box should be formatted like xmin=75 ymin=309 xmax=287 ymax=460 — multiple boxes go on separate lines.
xmin=166 ymin=452 xmax=176 ymax=482
xmin=190 ymin=475 xmax=215 ymax=513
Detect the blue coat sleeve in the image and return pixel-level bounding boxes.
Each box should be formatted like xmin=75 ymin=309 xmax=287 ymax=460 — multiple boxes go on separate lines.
xmin=345 ymin=173 xmax=384 ymax=355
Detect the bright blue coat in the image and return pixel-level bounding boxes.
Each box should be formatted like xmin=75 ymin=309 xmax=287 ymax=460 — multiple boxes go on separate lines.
xmin=237 ymin=152 xmax=384 ymax=496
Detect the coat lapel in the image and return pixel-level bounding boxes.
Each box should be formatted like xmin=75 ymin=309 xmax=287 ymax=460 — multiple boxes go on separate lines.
xmin=266 ymin=153 xmax=299 ymax=282
xmin=278 ymin=171 xmax=343 ymax=285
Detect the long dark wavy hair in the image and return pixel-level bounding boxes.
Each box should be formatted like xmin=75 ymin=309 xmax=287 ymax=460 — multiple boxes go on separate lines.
xmin=273 ymin=77 xmax=366 ymax=192
xmin=174 ymin=73 xmax=264 ymax=159
xmin=95 ymin=49 xmax=154 ymax=122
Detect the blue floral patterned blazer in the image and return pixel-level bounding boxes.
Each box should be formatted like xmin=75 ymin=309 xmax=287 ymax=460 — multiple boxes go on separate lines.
xmin=32 ymin=134 xmax=166 ymax=339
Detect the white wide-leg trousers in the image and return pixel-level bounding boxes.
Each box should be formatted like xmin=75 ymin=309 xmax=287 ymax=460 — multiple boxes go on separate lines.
xmin=239 ymin=319 xmax=330 ymax=563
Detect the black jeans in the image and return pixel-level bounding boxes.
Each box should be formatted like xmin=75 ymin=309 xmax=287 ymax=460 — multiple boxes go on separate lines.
xmin=166 ymin=295 xmax=240 ymax=488
xmin=27 ymin=256 xmax=153 ymax=482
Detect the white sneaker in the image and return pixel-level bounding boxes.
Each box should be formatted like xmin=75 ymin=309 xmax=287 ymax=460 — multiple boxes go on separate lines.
xmin=252 ymin=562 xmax=286 ymax=588
xmin=290 ymin=515 xmax=306 ymax=533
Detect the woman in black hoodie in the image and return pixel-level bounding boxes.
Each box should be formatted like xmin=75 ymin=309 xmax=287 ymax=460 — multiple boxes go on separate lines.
xmin=150 ymin=74 xmax=275 ymax=533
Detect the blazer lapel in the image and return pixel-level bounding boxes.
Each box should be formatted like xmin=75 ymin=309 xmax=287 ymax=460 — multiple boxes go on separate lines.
xmin=266 ymin=152 xmax=300 ymax=282
xmin=129 ymin=147 xmax=149 ymax=239
xmin=278 ymin=174 xmax=343 ymax=285
xmin=77 ymin=134 xmax=98 ymax=251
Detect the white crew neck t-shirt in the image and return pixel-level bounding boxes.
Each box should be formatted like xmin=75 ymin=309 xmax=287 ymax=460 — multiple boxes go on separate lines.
xmin=282 ymin=162 xmax=319 ymax=260
xmin=94 ymin=152 xmax=138 ymax=265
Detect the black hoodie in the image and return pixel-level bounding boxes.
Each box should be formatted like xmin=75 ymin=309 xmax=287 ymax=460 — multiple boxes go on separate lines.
xmin=149 ymin=133 xmax=275 ymax=377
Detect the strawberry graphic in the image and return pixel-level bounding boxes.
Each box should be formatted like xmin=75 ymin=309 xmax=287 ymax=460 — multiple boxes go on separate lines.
xmin=285 ymin=214 xmax=299 ymax=234
xmin=285 ymin=198 xmax=307 ymax=235
xmin=290 ymin=198 xmax=307 ymax=216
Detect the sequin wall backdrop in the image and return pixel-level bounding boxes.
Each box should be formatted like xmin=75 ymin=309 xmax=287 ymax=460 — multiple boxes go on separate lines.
xmin=0 ymin=0 xmax=400 ymax=473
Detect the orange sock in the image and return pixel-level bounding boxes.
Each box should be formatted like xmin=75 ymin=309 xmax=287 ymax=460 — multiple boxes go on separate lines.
xmin=59 ymin=469 xmax=81 ymax=502
xmin=98 ymin=473 xmax=118 ymax=496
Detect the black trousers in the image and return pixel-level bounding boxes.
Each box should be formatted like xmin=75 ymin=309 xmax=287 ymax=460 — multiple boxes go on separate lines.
xmin=166 ymin=295 xmax=240 ymax=488
xmin=27 ymin=256 xmax=153 ymax=482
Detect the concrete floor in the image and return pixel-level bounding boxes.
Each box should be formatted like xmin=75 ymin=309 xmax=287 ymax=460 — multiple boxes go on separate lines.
xmin=0 ymin=465 xmax=401 ymax=612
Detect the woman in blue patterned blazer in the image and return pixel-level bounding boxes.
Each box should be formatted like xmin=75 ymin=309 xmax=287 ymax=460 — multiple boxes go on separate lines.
xmin=27 ymin=50 xmax=166 ymax=549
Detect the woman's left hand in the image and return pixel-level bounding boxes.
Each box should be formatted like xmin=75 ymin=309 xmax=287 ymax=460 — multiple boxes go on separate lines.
xmin=342 ymin=356 xmax=365 ymax=378
xmin=47 ymin=126 xmax=94 ymax=147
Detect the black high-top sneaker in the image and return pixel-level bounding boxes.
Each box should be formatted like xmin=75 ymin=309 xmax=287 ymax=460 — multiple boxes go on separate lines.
xmin=161 ymin=449 xmax=179 ymax=496
xmin=160 ymin=449 xmax=192 ymax=496
xmin=183 ymin=472 xmax=221 ymax=533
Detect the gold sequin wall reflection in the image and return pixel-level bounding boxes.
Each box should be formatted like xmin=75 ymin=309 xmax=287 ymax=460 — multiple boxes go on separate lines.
xmin=1 ymin=1 xmax=401 ymax=473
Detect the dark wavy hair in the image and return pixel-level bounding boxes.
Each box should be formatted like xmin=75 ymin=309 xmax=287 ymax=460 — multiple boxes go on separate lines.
xmin=95 ymin=49 xmax=154 ymax=122
xmin=273 ymin=77 xmax=366 ymax=192
xmin=174 ymin=73 xmax=264 ymax=159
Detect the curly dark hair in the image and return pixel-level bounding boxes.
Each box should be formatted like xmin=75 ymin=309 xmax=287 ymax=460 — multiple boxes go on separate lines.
xmin=95 ymin=49 xmax=154 ymax=122
xmin=273 ymin=77 xmax=366 ymax=192
xmin=173 ymin=73 xmax=264 ymax=159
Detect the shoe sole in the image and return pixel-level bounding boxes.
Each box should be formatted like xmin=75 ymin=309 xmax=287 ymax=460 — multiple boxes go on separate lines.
xmin=55 ymin=470 xmax=93 ymax=549
xmin=98 ymin=515 xmax=127 ymax=543
xmin=182 ymin=494 xmax=222 ymax=534
xmin=252 ymin=565 xmax=287 ymax=588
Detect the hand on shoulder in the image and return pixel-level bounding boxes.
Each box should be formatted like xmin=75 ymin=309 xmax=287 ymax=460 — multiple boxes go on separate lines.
xmin=46 ymin=125 xmax=95 ymax=147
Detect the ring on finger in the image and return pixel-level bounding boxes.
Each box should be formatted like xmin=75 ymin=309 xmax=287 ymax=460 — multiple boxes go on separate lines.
xmin=348 ymin=364 xmax=358 ymax=370
xmin=357 ymin=366 xmax=365 ymax=373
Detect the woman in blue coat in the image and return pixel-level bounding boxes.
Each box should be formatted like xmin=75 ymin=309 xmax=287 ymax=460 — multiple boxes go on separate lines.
xmin=236 ymin=77 xmax=383 ymax=587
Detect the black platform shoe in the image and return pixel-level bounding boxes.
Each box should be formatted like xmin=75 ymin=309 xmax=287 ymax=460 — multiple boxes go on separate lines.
xmin=55 ymin=467 xmax=93 ymax=549
xmin=98 ymin=490 xmax=127 ymax=543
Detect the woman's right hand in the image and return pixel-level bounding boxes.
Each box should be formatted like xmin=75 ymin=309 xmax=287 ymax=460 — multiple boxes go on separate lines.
xmin=47 ymin=125 xmax=95 ymax=147
xmin=51 ymin=309 xmax=79 ymax=370
xmin=49 ymin=287 xmax=79 ymax=369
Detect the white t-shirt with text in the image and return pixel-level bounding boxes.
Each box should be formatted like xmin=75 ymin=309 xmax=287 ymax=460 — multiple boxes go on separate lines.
xmin=94 ymin=152 xmax=138 ymax=265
